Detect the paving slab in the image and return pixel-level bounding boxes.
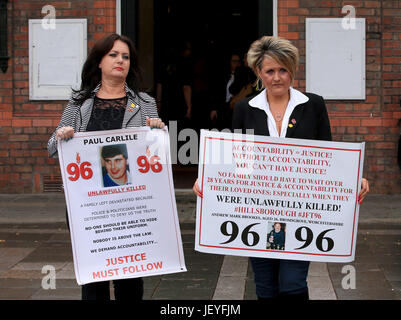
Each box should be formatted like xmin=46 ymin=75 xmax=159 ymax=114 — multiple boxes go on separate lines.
xmin=382 ymin=264 xmax=401 ymax=282
xmin=0 ymin=270 xmax=49 ymax=280
xmin=153 ymin=286 xmax=213 ymax=300
xmin=307 ymin=262 xmax=337 ymax=300
xmin=29 ymin=288 xmax=81 ymax=300
xmin=213 ymin=276 xmax=247 ymax=300
xmin=213 ymin=255 xmax=248 ymax=300
xmin=0 ymin=278 xmax=42 ymax=289
xmin=10 ymin=262 xmax=68 ymax=271
xmin=0 ymin=193 xmax=400 ymax=301
xmin=0 ymin=247 xmax=36 ymax=272
xmin=0 ymin=288 xmax=39 ymax=300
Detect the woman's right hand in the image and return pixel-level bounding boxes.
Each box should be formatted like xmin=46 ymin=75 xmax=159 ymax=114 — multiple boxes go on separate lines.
xmin=192 ymin=178 xmax=203 ymax=198
xmin=56 ymin=126 xmax=74 ymax=141
xmin=210 ymin=110 xmax=218 ymax=122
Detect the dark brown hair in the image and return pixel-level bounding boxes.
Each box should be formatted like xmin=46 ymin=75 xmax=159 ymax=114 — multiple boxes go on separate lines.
xmin=72 ymin=34 xmax=143 ymax=104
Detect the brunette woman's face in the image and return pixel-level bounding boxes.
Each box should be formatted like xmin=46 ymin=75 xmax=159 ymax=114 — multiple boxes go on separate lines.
xmin=258 ymin=57 xmax=292 ymax=98
xmin=99 ymin=40 xmax=130 ymax=81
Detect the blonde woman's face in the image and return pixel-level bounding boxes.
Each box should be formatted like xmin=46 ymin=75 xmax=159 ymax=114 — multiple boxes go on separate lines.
xmin=258 ymin=57 xmax=291 ymax=98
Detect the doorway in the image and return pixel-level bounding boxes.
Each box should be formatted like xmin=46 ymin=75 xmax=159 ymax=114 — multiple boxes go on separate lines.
xmin=153 ymin=1 xmax=261 ymax=188
xmin=154 ymin=0 xmax=260 ymax=69
xmin=120 ymin=0 xmax=274 ymax=188
xmin=119 ymin=0 xmax=275 ymax=93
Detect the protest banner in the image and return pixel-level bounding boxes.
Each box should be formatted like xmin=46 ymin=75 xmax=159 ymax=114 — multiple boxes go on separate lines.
xmin=58 ymin=127 xmax=186 ymax=285
xmin=195 ymin=130 xmax=365 ymax=263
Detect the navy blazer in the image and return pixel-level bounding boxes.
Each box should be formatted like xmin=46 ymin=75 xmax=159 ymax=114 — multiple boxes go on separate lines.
xmin=232 ymin=91 xmax=332 ymax=141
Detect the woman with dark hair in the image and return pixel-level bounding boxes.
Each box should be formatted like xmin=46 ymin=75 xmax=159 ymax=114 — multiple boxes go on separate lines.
xmin=48 ymin=34 xmax=164 ymax=300
xmin=48 ymin=33 xmax=164 ymax=156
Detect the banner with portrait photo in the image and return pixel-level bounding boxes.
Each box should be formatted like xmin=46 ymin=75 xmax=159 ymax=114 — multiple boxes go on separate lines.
xmin=58 ymin=127 xmax=186 ymax=285
xmin=195 ymin=130 xmax=365 ymax=263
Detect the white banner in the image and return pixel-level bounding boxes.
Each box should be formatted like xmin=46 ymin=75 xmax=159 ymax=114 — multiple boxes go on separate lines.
xmin=58 ymin=127 xmax=186 ymax=285
xmin=195 ymin=130 xmax=365 ymax=263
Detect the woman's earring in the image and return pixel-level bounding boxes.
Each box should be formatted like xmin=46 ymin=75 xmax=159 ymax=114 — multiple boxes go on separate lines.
xmin=256 ymin=78 xmax=262 ymax=91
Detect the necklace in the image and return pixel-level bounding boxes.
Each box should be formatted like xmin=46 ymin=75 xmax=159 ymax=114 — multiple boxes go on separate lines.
xmin=274 ymin=113 xmax=283 ymax=122
xmin=268 ymin=95 xmax=289 ymax=123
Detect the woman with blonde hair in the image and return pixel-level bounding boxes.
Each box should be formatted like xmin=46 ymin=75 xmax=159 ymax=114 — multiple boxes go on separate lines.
xmin=194 ymin=36 xmax=369 ymax=300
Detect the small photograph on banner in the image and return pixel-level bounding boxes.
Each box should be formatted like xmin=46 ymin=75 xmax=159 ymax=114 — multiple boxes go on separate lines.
xmin=266 ymin=222 xmax=286 ymax=251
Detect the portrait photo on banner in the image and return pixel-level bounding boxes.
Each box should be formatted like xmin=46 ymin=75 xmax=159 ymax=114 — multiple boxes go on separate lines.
xmin=266 ymin=222 xmax=286 ymax=251
xmin=99 ymin=144 xmax=132 ymax=188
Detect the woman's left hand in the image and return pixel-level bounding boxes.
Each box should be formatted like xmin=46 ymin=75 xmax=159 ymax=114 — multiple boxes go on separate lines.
xmin=192 ymin=178 xmax=202 ymax=198
xmin=146 ymin=117 xmax=165 ymax=129
xmin=358 ymin=178 xmax=369 ymax=204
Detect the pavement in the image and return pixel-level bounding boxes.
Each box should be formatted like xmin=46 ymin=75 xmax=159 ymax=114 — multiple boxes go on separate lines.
xmin=0 ymin=191 xmax=400 ymax=301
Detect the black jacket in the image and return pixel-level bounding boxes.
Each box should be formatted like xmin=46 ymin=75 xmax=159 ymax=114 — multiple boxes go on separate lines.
xmin=232 ymin=91 xmax=332 ymax=141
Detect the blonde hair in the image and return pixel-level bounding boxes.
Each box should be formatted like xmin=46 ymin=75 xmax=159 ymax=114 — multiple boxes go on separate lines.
xmin=247 ymin=36 xmax=299 ymax=86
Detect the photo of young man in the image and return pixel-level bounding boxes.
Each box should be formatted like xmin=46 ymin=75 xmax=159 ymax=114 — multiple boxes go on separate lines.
xmin=267 ymin=222 xmax=286 ymax=250
xmin=100 ymin=144 xmax=131 ymax=188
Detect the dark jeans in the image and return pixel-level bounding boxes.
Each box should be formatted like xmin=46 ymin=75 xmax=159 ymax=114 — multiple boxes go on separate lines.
xmin=81 ymin=278 xmax=144 ymax=300
xmin=65 ymin=209 xmax=144 ymax=300
xmin=249 ymin=257 xmax=310 ymax=298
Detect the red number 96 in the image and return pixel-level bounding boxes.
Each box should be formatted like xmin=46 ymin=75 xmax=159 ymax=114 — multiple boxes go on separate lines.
xmin=66 ymin=162 xmax=93 ymax=181
xmin=137 ymin=155 xmax=162 ymax=173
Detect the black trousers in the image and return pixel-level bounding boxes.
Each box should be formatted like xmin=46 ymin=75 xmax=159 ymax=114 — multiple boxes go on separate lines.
xmin=81 ymin=278 xmax=144 ymax=300
xmin=65 ymin=209 xmax=144 ymax=300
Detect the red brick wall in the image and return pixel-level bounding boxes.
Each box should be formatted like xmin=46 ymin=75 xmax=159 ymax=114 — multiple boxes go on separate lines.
xmin=1 ymin=0 xmax=400 ymax=194
xmin=0 ymin=0 xmax=116 ymax=193
xmin=278 ymin=0 xmax=401 ymax=194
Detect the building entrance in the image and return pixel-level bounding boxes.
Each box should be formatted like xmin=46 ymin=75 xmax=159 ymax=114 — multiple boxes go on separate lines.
xmin=121 ymin=0 xmax=273 ymax=188
xmin=154 ymin=0 xmax=259 ymax=125
xmin=153 ymin=1 xmax=263 ymax=188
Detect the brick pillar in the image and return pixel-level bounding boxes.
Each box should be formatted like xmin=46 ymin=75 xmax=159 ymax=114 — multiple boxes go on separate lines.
xmin=277 ymin=0 xmax=401 ymax=193
xmin=0 ymin=0 xmax=116 ymax=193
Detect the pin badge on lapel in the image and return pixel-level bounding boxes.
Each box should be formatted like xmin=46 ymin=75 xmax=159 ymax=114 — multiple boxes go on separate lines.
xmin=289 ymin=118 xmax=296 ymax=128
xmin=128 ymin=103 xmax=136 ymax=112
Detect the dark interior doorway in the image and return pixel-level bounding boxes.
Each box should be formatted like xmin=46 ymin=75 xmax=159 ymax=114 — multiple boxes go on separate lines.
xmin=154 ymin=0 xmax=259 ymax=68
xmin=153 ymin=0 xmax=261 ymax=188
xmin=154 ymin=0 xmax=260 ymax=106
xmin=153 ymin=0 xmax=261 ymax=127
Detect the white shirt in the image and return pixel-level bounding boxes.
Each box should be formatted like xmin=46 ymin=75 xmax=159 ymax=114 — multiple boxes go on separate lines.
xmin=248 ymin=87 xmax=309 ymax=137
